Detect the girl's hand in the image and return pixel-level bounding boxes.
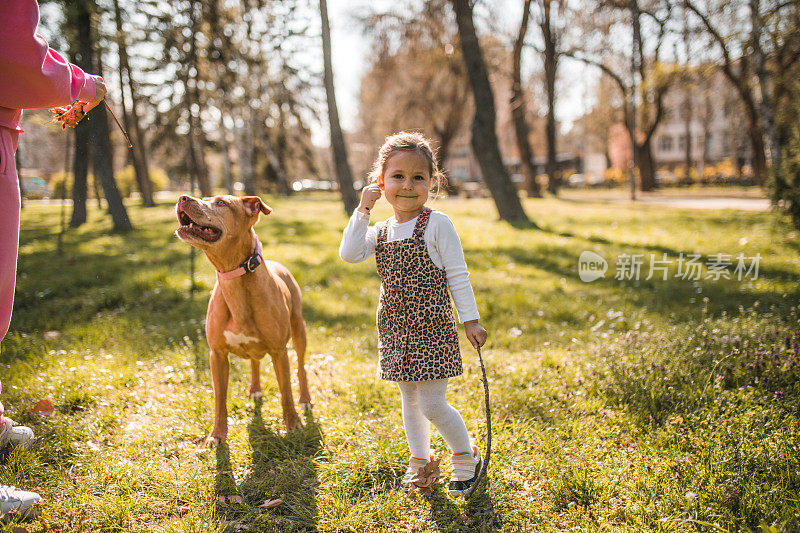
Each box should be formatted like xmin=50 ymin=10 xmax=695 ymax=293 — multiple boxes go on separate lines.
xmin=464 ymin=320 xmax=487 ymax=349
xmin=82 ymin=75 xmax=107 ymax=113
xmin=358 ymin=183 xmax=382 ymax=214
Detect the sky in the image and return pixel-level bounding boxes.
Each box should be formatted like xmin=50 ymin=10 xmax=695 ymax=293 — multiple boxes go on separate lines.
xmin=323 ymin=0 xmax=597 ymax=145
xmin=37 ymin=0 xmax=597 ymax=146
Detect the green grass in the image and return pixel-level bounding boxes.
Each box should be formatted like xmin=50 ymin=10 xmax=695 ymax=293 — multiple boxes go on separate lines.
xmin=1 ymin=193 xmax=799 ymax=532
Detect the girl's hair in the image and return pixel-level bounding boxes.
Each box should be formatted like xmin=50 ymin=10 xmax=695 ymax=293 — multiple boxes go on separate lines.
xmin=367 ymin=131 xmax=446 ymax=195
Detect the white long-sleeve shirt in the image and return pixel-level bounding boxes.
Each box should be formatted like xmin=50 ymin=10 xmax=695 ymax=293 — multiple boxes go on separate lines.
xmin=339 ymin=209 xmax=480 ymax=323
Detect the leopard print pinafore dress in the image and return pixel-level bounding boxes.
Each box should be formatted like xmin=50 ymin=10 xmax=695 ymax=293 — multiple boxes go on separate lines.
xmin=375 ymin=207 xmax=462 ymax=381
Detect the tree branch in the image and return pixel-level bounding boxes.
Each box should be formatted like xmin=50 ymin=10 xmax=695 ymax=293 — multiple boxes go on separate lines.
xmin=561 ymin=49 xmax=628 ymax=95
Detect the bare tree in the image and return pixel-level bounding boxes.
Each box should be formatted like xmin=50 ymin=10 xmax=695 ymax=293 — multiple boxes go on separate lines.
xmin=186 ymin=0 xmax=211 ymax=197
xmin=685 ymin=0 xmax=797 ymax=185
xmin=564 ymin=0 xmax=674 ymax=191
xmin=70 ymin=113 xmax=91 ymax=228
xmin=539 ymin=0 xmax=560 ymax=194
xmin=679 ymin=8 xmax=694 ymax=183
xmin=511 ymin=0 xmax=542 ymax=197
xmin=68 ymin=0 xmax=132 ymax=231
xmin=320 ymin=0 xmax=358 ymax=214
xmin=112 ymin=0 xmax=153 ymax=206
xmin=359 ymin=0 xmax=471 ymax=187
xmin=451 ymin=0 xmax=532 ymax=224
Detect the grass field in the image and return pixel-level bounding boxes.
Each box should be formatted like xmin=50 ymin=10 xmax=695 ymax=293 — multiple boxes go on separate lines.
xmin=1 ymin=193 xmax=799 ymax=532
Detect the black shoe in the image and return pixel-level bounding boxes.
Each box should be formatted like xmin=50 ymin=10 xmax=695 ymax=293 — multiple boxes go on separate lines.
xmin=448 ymin=447 xmax=481 ymax=497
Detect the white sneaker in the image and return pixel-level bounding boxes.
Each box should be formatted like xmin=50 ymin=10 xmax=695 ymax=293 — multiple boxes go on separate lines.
xmin=0 ymin=418 xmax=34 ymax=449
xmin=448 ymin=445 xmax=482 ymax=497
xmin=0 ymin=485 xmax=42 ymax=520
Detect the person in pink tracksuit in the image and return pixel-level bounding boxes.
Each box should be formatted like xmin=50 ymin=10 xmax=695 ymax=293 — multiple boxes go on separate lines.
xmin=0 ymin=0 xmax=106 ymax=519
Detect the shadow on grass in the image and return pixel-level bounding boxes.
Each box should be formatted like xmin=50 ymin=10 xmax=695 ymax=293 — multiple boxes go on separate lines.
xmin=214 ymin=399 xmax=323 ymax=531
xmin=427 ymin=477 xmax=498 ymax=532
xmin=481 ymin=242 xmax=798 ymax=323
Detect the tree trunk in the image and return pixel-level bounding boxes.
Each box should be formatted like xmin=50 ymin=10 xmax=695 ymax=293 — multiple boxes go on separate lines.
xmin=511 ymin=0 xmax=541 ymax=198
xmin=186 ymin=0 xmax=211 ymax=197
xmin=186 ymin=123 xmax=207 ymax=195
xmin=684 ymin=85 xmax=692 ymax=182
xmin=219 ymin=113 xmax=235 ymax=194
xmin=126 ymin=85 xmax=153 ymax=201
xmin=274 ymin=105 xmax=292 ymax=195
xmin=112 ymin=0 xmax=153 ymax=206
xmin=637 ymin=141 xmax=657 ymax=191
xmin=748 ymin=121 xmax=768 ymax=185
xmin=70 ymin=122 xmax=90 ymax=227
xmin=542 ymin=0 xmax=559 ymax=196
xmin=320 ymin=0 xmax=358 ymax=214
xmin=432 ymin=129 xmax=458 ymax=195
xmin=262 ymin=129 xmax=291 ymax=196
xmin=451 ymin=0 xmax=532 ymax=224
xmin=72 ymin=4 xmax=132 ymax=231
xmin=93 ymin=173 xmax=102 ymax=209
xmin=67 ymin=3 xmax=91 ymax=227
xmin=188 ymin=112 xmax=211 ymax=197
xmin=88 ymin=99 xmax=132 ymax=230
xmin=181 ymin=77 xmax=211 ymax=197
xmin=89 ymin=105 xmax=132 ymax=230
xmin=241 ymin=107 xmax=256 ymax=196
xmin=750 ymin=0 xmax=779 ymax=168
xmin=682 ymin=11 xmax=694 ymax=183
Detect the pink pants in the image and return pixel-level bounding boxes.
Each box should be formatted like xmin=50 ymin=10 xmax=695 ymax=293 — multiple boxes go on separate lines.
xmin=0 ymin=126 xmax=21 ymax=425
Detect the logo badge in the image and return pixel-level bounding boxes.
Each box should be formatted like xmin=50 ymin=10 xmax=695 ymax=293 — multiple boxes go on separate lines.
xmin=579 ymin=251 xmax=607 ymax=282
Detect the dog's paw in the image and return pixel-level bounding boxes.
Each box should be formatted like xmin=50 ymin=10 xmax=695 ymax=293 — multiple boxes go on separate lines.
xmin=249 ymin=390 xmax=263 ymax=401
xmin=285 ymin=416 xmax=304 ymax=432
xmin=204 ymin=435 xmax=221 ymax=449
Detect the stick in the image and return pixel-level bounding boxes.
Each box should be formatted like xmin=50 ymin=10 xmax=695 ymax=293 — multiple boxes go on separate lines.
xmin=103 ymin=100 xmax=133 ymax=148
xmin=463 ymin=345 xmax=491 ymax=500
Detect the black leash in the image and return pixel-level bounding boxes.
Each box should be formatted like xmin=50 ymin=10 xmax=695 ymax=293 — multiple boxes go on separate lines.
xmin=463 ymin=345 xmax=491 ymax=500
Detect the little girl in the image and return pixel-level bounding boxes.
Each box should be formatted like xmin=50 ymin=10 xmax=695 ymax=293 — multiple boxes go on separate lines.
xmin=339 ymin=131 xmax=488 ymax=496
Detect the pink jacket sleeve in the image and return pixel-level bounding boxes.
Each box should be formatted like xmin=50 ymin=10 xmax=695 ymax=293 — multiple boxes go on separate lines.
xmin=0 ymin=0 xmax=96 ymax=110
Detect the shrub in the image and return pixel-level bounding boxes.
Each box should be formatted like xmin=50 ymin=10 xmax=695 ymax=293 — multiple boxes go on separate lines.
xmin=769 ymin=123 xmax=800 ymax=228
xmin=114 ymin=166 xmax=169 ymax=198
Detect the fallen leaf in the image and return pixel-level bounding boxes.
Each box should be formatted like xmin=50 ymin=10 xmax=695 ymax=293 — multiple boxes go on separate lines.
xmin=179 ymin=504 xmax=193 ymax=515
xmin=259 ymin=498 xmax=283 ymax=509
xmin=30 ymin=399 xmax=55 ymax=416
xmin=228 ymin=495 xmax=244 ymax=504
xmin=408 ymin=458 xmax=440 ymax=495
xmin=12 ymin=527 xmax=29 ymax=533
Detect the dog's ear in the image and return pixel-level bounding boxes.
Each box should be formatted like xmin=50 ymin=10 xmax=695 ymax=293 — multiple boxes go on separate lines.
xmin=242 ymin=196 xmax=272 ymax=217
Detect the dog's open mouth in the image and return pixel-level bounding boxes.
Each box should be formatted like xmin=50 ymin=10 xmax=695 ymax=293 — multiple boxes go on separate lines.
xmin=177 ymin=209 xmax=222 ymax=242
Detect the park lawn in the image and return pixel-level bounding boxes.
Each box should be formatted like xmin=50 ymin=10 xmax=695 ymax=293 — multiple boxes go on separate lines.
xmin=1 ymin=193 xmax=799 ymax=532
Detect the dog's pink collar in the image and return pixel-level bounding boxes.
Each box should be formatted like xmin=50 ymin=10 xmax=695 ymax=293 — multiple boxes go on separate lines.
xmin=216 ymin=239 xmax=264 ymax=280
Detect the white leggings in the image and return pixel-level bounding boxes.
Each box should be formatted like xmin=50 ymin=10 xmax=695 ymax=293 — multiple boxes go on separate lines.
xmin=397 ymin=379 xmax=472 ymax=459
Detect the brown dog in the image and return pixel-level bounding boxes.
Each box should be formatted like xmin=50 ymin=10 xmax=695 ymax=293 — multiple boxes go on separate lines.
xmin=175 ymin=194 xmax=310 ymax=448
